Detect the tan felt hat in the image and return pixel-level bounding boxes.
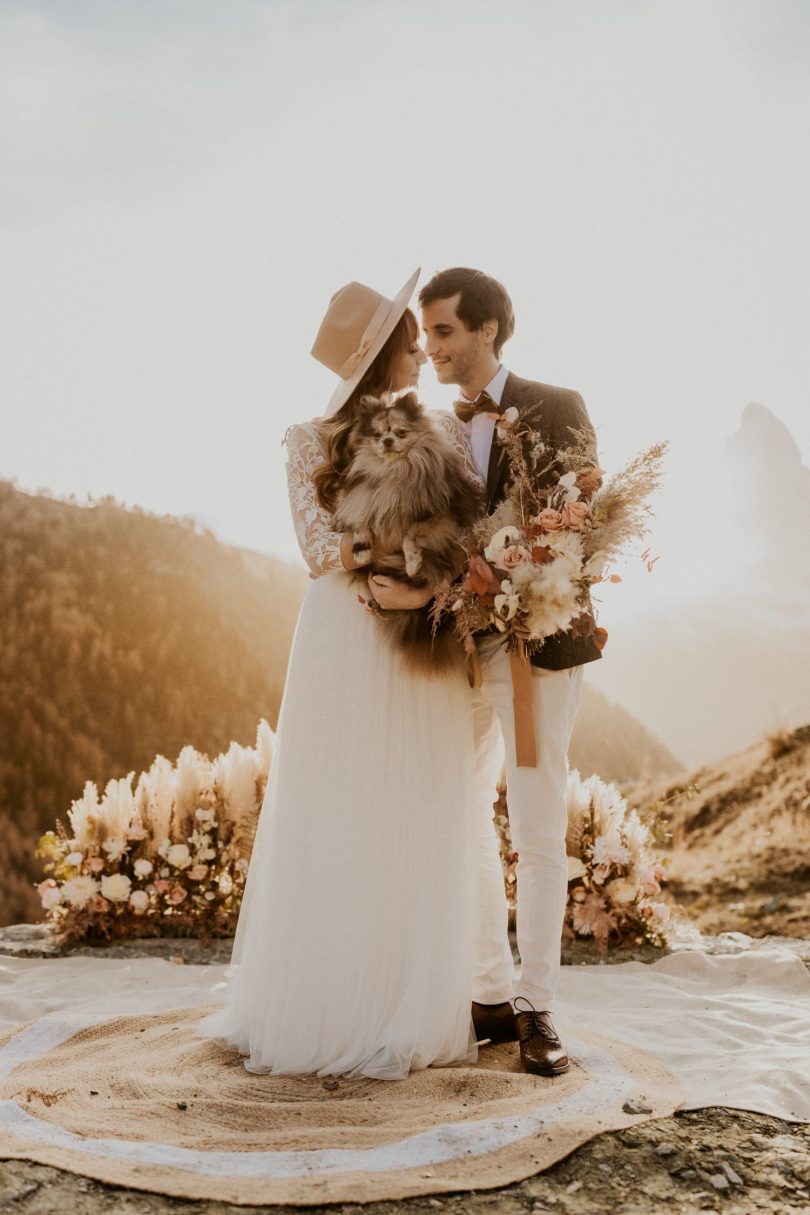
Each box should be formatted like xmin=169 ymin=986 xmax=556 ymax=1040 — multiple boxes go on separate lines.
xmin=311 ymin=268 xmax=420 ymax=416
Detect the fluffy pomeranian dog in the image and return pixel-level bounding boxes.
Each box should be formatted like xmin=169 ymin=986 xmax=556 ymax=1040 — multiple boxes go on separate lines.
xmin=333 ymin=391 xmax=485 ymax=671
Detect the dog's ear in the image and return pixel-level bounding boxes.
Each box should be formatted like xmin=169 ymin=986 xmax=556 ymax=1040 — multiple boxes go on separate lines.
xmin=358 ymin=394 xmax=382 ymax=414
xmin=395 ymin=391 xmax=422 ymax=419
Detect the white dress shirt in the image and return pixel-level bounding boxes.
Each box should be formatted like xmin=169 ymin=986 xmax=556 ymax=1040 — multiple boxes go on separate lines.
xmin=457 ymin=364 xmax=510 ymax=482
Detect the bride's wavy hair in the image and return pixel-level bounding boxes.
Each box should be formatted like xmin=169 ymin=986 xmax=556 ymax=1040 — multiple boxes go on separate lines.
xmin=313 ymin=309 xmax=419 ymax=512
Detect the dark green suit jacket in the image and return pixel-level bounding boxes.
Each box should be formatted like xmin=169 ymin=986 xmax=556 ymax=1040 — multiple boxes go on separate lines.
xmin=484 ymin=372 xmax=603 ymax=671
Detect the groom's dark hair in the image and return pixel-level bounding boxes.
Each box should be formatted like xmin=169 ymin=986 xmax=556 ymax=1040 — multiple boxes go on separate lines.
xmin=419 ymin=267 xmax=515 ymax=358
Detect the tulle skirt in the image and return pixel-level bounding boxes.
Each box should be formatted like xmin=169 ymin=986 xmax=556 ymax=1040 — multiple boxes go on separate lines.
xmin=196 ymin=571 xmax=477 ymax=1079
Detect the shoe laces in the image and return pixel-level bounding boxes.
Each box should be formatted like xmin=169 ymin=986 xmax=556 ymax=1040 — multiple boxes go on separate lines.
xmin=514 ymin=997 xmax=558 ymax=1043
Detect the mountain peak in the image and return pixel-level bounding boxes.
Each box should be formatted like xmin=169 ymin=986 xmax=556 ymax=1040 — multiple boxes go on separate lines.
xmin=729 ymin=402 xmax=803 ymax=467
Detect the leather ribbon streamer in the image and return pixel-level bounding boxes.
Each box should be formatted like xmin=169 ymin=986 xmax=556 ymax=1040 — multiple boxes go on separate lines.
xmin=508 ymin=649 xmax=538 ymax=768
xmin=465 ymin=647 xmax=538 ymax=769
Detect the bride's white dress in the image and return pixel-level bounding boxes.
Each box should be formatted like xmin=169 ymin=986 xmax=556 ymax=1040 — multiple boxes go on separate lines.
xmin=196 ymin=412 xmax=482 ymax=1079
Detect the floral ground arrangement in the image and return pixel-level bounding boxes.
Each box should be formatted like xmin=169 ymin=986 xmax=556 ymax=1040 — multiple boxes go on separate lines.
xmin=496 ymin=770 xmax=677 ymax=952
xmin=35 ymin=723 xmax=674 ymax=950
xmin=35 ymin=724 xmax=274 ymax=943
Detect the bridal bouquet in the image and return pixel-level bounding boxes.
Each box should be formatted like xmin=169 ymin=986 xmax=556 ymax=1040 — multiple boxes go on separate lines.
xmin=35 ymin=722 xmax=274 ymax=944
xmin=433 ymin=406 xmax=668 ymax=661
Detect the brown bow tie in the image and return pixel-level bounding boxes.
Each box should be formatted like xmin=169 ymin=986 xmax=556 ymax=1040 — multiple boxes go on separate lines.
xmin=453 ymin=390 xmax=501 ymax=424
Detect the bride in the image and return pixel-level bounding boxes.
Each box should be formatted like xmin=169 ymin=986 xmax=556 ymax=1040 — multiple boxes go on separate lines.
xmin=197 ymin=269 xmax=484 ymax=1079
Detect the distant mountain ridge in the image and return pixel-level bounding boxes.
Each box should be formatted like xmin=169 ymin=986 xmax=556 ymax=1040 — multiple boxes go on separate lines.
xmin=0 ymin=479 xmax=680 ymax=926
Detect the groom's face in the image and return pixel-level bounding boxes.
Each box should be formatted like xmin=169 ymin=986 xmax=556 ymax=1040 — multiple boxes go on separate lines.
xmin=421 ymin=294 xmax=491 ymax=388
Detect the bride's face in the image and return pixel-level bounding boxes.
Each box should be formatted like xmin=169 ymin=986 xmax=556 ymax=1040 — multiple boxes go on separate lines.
xmin=391 ymin=337 xmax=427 ymax=392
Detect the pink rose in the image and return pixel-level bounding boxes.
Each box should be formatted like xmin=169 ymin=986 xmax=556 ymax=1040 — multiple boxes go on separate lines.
xmin=37 ymin=878 xmax=57 ymax=895
xmin=167 ymin=885 xmax=188 ymax=905
xmin=87 ymin=856 xmax=105 ymax=873
xmin=537 ymin=509 xmax=564 ymax=532
xmin=495 ymin=544 xmax=531 ymax=572
xmin=188 ymin=864 xmax=209 ymax=881
xmin=153 ymin=879 xmax=172 ymax=895
xmin=87 ymin=895 xmax=109 ymax=913
xmin=561 ymin=500 xmax=590 ymax=531
xmin=576 ymin=466 xmax=606 ymax=495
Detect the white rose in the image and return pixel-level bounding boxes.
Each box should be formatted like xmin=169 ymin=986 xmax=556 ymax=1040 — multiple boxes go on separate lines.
xmin=195 ymin=808 xmax=215 ymax=823
xmin=61 ymin=875 xmax=100 ymax=908
xmin=218 ymin=872 xmax=234 ymax=896
xmin=158 ymin=838 xmax=172 ymax=858
xmin=166 ymin=844 xmax=191 ymax=869
xmin=41 ymin=885 xmax=62 ymax=910
xmin=129 ymin=890 xmax=150 ymax=913
xmin=133 ymin=858 xmax=153 ymax=877
xmin=484 ymin=525 xmax=521 ymax=563
xmin=101 ymin=873 xmax=132 ymax=902
xmin=65 ymin=850 xmax=84 ymax=867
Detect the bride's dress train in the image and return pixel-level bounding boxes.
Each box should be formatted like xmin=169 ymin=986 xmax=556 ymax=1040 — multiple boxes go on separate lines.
xmin=197 ymin=418 xmax=479 ymax=1079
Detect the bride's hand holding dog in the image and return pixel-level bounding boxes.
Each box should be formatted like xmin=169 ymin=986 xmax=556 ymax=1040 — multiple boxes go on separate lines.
xmin=367 ymin=573 xmax=435 ymax=611
xmin=338 ymin=533 xmax=434 ymax=608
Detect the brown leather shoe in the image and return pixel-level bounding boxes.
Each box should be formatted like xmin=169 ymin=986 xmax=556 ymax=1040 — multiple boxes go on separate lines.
xmin=471 ymin=1000 xmax=518 ymax=1045
xmin=514 ymin=999 xmax=570 ymax=1075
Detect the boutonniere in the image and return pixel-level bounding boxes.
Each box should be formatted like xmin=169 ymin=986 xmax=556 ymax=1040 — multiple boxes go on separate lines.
xmin=495 ymin=406 xmax=520 ymax=440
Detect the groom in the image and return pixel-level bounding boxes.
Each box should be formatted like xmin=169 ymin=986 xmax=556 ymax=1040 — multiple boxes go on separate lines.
xmin=420 ymin=267 xmax=602 ymax=1075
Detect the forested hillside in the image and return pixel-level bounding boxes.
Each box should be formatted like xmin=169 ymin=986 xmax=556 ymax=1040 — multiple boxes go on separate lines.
xmin=0 ymin=481 xmax=306 ymax=925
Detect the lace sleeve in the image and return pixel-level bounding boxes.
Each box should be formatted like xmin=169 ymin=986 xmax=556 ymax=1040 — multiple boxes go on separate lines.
xmin=432 ymin=410 xmax=486 ymax=490
xmin=284 ymin=423 xmax=346 ymax=577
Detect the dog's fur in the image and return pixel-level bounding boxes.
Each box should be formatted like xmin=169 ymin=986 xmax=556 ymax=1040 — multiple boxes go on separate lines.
xmin=332 ymin=392 xmax=485 ymax=671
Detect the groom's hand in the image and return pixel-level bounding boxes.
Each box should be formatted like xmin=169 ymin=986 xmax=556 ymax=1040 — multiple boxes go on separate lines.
xmin=368 ymin=574 xmax=435 ymax=610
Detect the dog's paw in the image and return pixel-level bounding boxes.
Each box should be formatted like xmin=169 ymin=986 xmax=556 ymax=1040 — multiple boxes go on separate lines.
xmin=402 ymin=541 xmax=423 ymax=578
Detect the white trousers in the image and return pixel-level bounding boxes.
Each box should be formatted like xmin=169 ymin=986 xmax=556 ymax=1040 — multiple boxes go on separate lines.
xmin=470 ymin=636 xmax=584 ymax=1011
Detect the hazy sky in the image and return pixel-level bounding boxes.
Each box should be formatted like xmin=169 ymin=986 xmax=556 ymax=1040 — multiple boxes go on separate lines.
xmin=2 ymin=0 xmax=809 ymax=607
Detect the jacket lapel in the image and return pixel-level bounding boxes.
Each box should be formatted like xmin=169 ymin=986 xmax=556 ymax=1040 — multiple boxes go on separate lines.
xmin=485 ymin=372 xmax=522 ymax=509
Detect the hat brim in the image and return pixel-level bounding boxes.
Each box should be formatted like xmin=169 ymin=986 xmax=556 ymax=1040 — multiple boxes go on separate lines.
xmin=321 ymin=268 xmax=420 ymax=418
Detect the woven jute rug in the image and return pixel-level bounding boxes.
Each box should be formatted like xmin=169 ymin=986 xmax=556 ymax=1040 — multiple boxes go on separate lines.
xmin=0 ymin=1004 xmax=682 ymax=1204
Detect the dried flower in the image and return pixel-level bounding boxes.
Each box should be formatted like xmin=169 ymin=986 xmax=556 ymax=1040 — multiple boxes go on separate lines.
xmin=166 ymin=844 xmax=192 ymax=869
xmin=101 ymin=873 xmax=132 ymax=903
xmin=61 ymin=876 xmax=100 ymax=908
